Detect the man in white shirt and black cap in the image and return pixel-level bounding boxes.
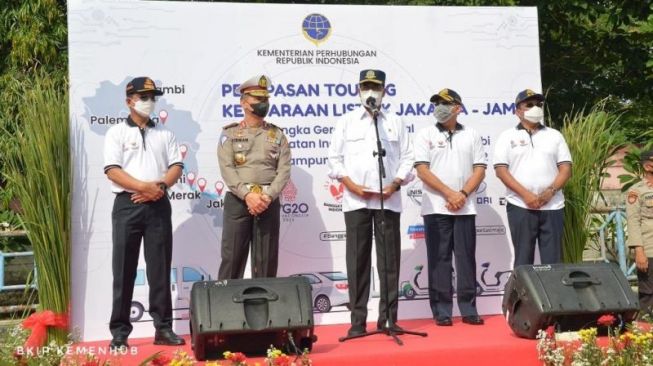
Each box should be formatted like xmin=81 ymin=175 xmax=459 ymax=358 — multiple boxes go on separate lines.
xmin=493 ymin=89 xmax=572 ymax=267
xmin=327 ymin=69 xmax=414 ymax=337
xmin=103 ymin=76 xmax=185 ymax=349
xmin=414 ymin=88 xmax=487 ymax=326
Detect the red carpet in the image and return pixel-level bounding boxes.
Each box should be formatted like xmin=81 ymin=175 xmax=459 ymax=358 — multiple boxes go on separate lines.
xmin=75 ymin=315 xmax=540 ymax=365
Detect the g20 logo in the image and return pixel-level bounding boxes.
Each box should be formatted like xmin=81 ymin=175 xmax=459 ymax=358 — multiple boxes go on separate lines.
xmin=282 ymin=203 xmax=309 ymax=215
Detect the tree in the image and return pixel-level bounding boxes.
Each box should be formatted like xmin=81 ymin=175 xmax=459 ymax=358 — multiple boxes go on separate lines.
xmin=0 ymin=0 xmax=67 ymax=215
xmin=532 ymin=0 xmax=652 ymax=141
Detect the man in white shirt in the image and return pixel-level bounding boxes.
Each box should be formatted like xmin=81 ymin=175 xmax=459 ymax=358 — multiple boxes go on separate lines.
xmin=493 ymin=89 xmax=572 ymax=267
xmin=414 ymin=89 xmax=487 ymax=326
xmin=103 ymin=77 xmax=185 ymax=349
xmin=328 ymin=69 xmax=414 ymax=337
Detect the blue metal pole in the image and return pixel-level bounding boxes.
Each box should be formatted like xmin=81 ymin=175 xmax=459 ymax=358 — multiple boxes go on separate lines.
xmin=0 ymin=251 xmax=4 ymax=291
xmin=615 ymin=209 xmax=627 ymax=275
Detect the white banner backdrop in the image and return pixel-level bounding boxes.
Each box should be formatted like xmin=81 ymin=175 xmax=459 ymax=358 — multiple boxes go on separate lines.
xmin=68 ymin=0 xmax=541 ymax=341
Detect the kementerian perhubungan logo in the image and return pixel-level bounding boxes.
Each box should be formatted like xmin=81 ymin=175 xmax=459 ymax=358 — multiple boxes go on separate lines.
xmin=302 ymin=13 xmax=332 ymax=46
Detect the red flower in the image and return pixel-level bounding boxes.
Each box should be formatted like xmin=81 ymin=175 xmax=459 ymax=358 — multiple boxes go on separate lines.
xmin=151 ymin=354 xmax=173 ymax=366
xmin=621 ymin=332 xmax=632 ymax=348
xmin=598 ymin=314 xmax=616 ymax=327
xmin=273 ymin=354 xmax=292 ymax=366
xmin=545 ymin=325 xmax=555 ymax=338
xmin=228 ymin=352 xmax=247 ymax=363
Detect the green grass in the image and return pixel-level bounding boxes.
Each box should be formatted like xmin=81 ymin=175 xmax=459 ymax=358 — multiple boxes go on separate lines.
xmin=3 ymin=74 xmax=70 ymax=343
xmin=560 ymin=103 xmax=625 ymax=263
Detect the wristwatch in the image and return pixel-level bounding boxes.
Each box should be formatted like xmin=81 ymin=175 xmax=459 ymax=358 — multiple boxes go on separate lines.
xmin=392 ymin=180 xmax=402 ymax=191
xmin=158 ymin=182 xmax=168 ymax=191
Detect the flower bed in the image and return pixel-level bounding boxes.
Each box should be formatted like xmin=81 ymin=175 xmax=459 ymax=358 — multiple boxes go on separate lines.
xmin=537 ymin=315 xmax=653 ymax=365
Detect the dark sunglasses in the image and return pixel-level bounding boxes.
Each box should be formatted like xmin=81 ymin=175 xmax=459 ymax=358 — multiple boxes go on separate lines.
xmin=523 ymin=101 xmax=544 ymax=108
xmin=133 ymin=95 xmax=156 ymax=102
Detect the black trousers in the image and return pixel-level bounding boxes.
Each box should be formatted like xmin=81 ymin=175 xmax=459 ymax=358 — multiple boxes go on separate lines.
xmin=423 ymin=214 xmax=478 ymax=319
xmin=506 ymin=203 xmax=564 ymax=267
xmin=637 ymin=260 xmax=653 ymax=315
xmin=218 ymin=192 xmax=280 ymax=280
xmin=110 ymin=193 xmax=173 ymax=338
xmin=344 ymin=208 xmax=401 ymax=329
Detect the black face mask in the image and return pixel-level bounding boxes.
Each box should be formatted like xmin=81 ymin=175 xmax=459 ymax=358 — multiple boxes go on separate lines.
xmin=251 ymin=101 xmax=269 ymax=118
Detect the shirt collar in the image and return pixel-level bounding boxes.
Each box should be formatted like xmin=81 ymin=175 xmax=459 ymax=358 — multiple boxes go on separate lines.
xmin=357 ymin=105 xmax=386 ymax=120
xmin=516 ymin=122 xmax=545 ymax=131
xmin=126 ymin=115 xmax=155 ymax=128
xmin=436 ymin=122 xmax=464 ymax=132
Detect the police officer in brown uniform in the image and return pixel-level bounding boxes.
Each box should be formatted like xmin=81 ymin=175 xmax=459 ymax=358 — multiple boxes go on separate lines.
xmin=217 ymin=74 xmax=291 ymax=280
xmin=626 ymin=149 xmax=653 ymax=314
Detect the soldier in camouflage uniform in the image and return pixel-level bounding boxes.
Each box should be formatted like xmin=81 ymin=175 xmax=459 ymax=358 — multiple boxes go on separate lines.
xmin=626 ymin=149 xmax=653 ymax=314
xmin=217 ymin=74 xmax=291 ymax=280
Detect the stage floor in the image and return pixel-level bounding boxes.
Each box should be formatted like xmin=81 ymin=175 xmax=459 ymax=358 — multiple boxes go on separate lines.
xmin=75 ymin=315 xmax=540 ymax=365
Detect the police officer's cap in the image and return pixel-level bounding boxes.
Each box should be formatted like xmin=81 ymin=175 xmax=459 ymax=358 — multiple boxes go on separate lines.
xmin=359 ymin=69 xmax=386 ymax=86
xmin=126 ymin=77 xmax=164 ymax=96
xmin=239 ymin=74 xmax=271 ymax=97
xmin=430 ymin=88 xmax=463 ymax=105
xmin=515 ymin=89 xmax=544 ymax=105
xmin=641 ymin=149 xmax=653 ymax=164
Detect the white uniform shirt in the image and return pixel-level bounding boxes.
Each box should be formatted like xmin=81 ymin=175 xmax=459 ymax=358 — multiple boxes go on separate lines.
xmin=493 ymin=123 xmax=572 ymax=210
xmin=414 ymin=122 xmax=487 ymax=216
xmin=103 ymin=117 xmax=184 ymax=193
xmin=328 ymin=106 xmax=414 ymax=213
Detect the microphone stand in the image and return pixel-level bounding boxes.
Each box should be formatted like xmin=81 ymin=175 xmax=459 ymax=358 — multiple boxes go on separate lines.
xmin=338 ymin=104 xmax=427 ymax=345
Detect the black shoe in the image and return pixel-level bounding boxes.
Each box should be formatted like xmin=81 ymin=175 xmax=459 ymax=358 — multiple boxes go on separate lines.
xmin=376 ymin=321 xmax=388 ymax=331
xmin=154 ymin=329 xmax=186 ymax=346
xmin=109 ymin=336 xmax=129 ymax=350
xmin=347 ymin=325 xmax=366 ymax=337
xmin=462 ymin=315 xmax=484 ymax=325
xmin=436 ymin=317 xmax=453 ymax=326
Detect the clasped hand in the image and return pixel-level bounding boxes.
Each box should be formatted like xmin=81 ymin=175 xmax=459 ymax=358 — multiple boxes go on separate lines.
xmin=445 ymin=190 xmax=466 ymax=212
xmin=131 ymin=182 xmax=165 ymax=204
xmin=246 ymin=192 xmax=271 ymax=216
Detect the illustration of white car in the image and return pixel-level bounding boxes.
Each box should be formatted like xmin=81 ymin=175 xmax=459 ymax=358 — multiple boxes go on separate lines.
xmin=131 ymin=266 xmax=211 ymax=322
xmin=290 ymin=271 xmax=349 ymax=313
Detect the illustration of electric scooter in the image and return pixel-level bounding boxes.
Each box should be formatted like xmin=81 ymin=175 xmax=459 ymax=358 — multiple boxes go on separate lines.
xmin=477 ymin=262 xmax=512 ymax=295
xmin=400 ymin=265 xmax=429 ymax=300
xmin=401 ymin=264 xmax=484 ymax=299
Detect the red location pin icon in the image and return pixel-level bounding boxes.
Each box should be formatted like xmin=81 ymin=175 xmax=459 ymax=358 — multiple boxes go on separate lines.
xmin=215 ymin=181 xmax=224 ymax=196
xmin=179 ymin=144 xmax=188 ymax=160
xmin=159 ymin=110 xmax=168 ymax=124
xmin=187 ymin=172 xmax=196 ymax=187
xmin=197 ymin=178 xmax=207 ymax=192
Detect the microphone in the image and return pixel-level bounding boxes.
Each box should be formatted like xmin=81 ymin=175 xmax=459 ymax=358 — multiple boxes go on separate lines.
xmin=366 ymin=96 xmax=379 ymax=113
